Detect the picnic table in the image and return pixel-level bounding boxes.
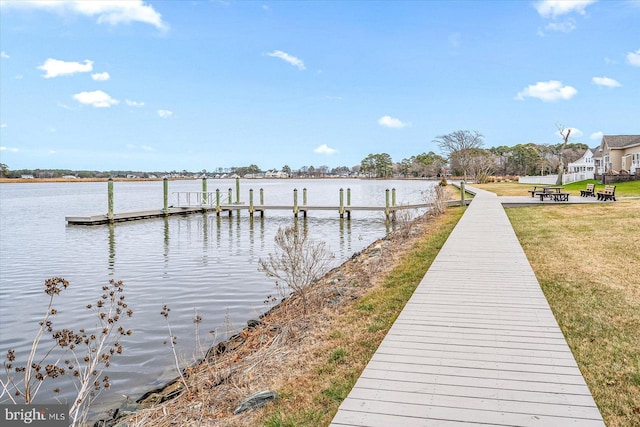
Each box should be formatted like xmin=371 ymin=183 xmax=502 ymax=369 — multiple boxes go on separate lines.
xmin=528 ymin=186 xmax=569 ymax=202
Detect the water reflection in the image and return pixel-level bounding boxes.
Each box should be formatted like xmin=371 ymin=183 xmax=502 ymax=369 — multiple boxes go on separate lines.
xmin=108 ymin=223 xmax=116 ymax=273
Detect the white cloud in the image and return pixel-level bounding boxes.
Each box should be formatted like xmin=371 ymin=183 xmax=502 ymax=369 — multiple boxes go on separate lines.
xmin=91 ymin=72 xmax=110 ymax=81
xmin=73 ymin=90 xmax=119 ymax=107
xmin=157 ymin=109 xmax=173 ymax=118
xmin=534 ymin=0 xmax=596 ymax=18
xmin=1 ymin=51 xmax=9 ymax=59
xmin=555 ymin=127 xmax=583 ymax=139
xmin=592 ymin=76 xmax=621 ymax=87
xmin=515 ymin=80 xmax=577 ymax=102
xmin=125 ymin=99 xmax=145 ymax=107
xmin=627 ymin=49 xmax=640 ymax=67
xmin=266 ymin=50 xmax=306 ymax=70
xmin=544 ymin=19 xmax=576 ymax=33
xmin=590 ymin=131 xmax=604 ymax=140
xmin=38 ymin=58 xmax=93 ymax=78
xmin=314 ymin=144 xmax=337 ymax=155
xmin=0 ymin=146 xmax=19 ymax=152
xmin=0 ymin=124 xmax=6 ymax=128
xmin=4 ymin=0 xmax=168 ymax=30
xmin=378 ymin=115 xmax=410 ymax=129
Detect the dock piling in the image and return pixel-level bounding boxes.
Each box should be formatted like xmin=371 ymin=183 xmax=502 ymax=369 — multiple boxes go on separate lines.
xmin=163 ymin=177 xmax=168 ymax=216
xmin=202 ymin=177 xmax=207 ymax=204
xmin=460 ymin=181 xmax=466 ymax=206
xmin=216 ymin=189 xmax=221 ymax=215
xmin=339 ymin=188 xmax=345 ymax=218
xmin=385 ymin=189 xmax=390 ymax=221
xmin=293 ymin=189 xmax=299 ymax=217
xmin=108 ymin=178 xmax=114 ymax=223
xmin=249 ymin=189 xmax=255 ymax=216
xmin=235 ymin=178 xmax=240 ymax=204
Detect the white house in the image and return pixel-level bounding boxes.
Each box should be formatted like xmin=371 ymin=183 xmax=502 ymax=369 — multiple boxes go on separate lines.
xmin=264 ymin=170 xmax=289 ymax=178
xmin=567 ymin=148 xmax=596 ymax=180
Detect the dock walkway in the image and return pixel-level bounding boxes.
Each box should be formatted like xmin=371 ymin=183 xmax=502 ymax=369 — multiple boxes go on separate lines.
xmin=330 ymin=187 xmax=604 ymax=426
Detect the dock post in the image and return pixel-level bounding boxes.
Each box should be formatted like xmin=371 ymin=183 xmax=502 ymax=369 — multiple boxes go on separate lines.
xmin=249 ymin=189 xmax=254 ymax=217
xmin=385 ymin=189 xmax=390 ymax=222
xmin=303 ymin=188 xmax=307 ymax=206
xmin=235 ymin=178 xmax=240 ymax=204
xmin=163 ymin=177 xmax=169 ymax=216
xmin=293 ymin=189 xmax=299 ymax=217
xmin=339 ymin=188 xmax=345 ymax=218
xmin=216 ymin=189 xmax=221 ymax=216
xmin=228 ymin=188 xmax=232 ymax=204
xmin=392 ymin=188 xmax=397 ymax=207
xmin=260 ymin=188 xmax=265 ymax=217
xmin=202 ymin=177 xmax=207 ymax=205
xmin=347 ymin=188 xmax=351 ymax=206
xmin=460 ymin=181 xmax=466 ymax=206
xmin=108 ymin=178 xmax=114 ymax=223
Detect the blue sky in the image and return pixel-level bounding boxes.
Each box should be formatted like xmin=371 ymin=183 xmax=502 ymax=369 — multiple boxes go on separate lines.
xmin=1 ymin=0 xmax=638 ymax=172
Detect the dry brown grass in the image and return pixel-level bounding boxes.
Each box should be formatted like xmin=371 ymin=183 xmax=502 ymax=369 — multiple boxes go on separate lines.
xmin=507 ymin=200 xmax=640 ymax=426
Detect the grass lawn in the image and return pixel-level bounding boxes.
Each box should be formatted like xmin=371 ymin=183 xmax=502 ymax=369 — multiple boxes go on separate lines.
xmin=475 ymin=179 xmax=640 ymax=198
xmin=477 ymin=181 xmax=640 ymax=426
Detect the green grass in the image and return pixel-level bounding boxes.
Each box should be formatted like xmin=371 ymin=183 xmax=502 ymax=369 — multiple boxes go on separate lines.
xmin=561 ymin=179 xmax=640 ymax=197
xmin=476 ymin=179 xmax=640 ymax=197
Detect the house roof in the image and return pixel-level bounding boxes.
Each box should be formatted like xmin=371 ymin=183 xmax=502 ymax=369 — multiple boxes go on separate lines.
xmin=591 ymin=146 xmax=604 ymax=158
xmin=602 ymin=135 xmax=640 ymax=149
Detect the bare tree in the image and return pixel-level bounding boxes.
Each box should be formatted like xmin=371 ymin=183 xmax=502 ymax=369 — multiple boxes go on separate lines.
xmin=468 ymin=149 xmax=498 ymax=184
xmin=433 ymin=130 xmax=484 ymax=181
xmin=555 ymin=125 xmax=572 ymax=185
xmin=258 ymin=224 xmax=335 ymax=315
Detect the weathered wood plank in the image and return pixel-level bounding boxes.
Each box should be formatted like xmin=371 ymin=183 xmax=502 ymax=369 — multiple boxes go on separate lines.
xmin=330 ymin=187 xmax=604 ymax=426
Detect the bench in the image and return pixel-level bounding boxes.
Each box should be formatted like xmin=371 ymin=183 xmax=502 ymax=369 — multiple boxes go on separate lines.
xmin=597 ymin=185 xmax=616 ymax=201
xmin=580 ymin=183 xmax=596 ymax=197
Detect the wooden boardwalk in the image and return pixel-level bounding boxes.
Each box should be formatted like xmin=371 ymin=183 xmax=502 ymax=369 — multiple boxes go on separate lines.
xmin=330 ymin=188 xmax=605 ymax=426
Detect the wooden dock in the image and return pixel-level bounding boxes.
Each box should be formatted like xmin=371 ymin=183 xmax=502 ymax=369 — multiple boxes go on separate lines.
xmin=64 ymin=202 xmax=451 ymax=225
xmin=330 ymin=187 xmax=605 ymax=426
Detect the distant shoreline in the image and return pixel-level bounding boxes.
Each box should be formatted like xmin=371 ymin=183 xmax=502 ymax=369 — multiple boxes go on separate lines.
xmin=0 ymin=177 xmax=437 ymax=184
xmin=0 ymin=177 xmax=168 ymax=184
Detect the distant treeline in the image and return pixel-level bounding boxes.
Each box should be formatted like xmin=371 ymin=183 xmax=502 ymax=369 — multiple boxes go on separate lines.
xmin=0 ymin=140 xmax=590 ymax=180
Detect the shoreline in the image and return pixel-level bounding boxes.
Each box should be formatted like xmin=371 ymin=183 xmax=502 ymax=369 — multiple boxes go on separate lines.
xmin=95 ymin=206 xmax=452 ymax=426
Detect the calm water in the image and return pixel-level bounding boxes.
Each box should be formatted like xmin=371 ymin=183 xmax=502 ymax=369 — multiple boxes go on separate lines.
xmin=0 ymin=178 xmax=435 ymax=415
